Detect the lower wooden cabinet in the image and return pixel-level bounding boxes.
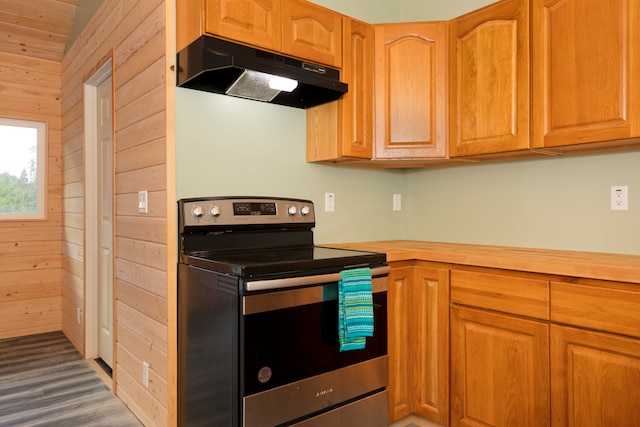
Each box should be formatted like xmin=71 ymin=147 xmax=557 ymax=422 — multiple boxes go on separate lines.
xmin=387 ymin=261 xmax=450 ymax=425
xmin=388 ymin=263 xmax=413 ymax=421
xmin=411 ymin=263 xmax=449 ymax=425
xmin=450 ymin=305 xmax=550 ymax=427
xmin=385 ymin=258 xmax=640 ymax=427
xmin=450 ymin=269 xmax=640 ymax=427
xmin=551 ymin=325 xmax=640 ymax=427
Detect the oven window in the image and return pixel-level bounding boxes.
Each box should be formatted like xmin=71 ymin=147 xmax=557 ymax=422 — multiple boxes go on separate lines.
xmin=241 ymin=288 xmax=387 ymax=396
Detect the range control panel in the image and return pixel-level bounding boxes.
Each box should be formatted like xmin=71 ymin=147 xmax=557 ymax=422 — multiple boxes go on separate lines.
xmin=179 ymin=197 xmax=315 ymax=228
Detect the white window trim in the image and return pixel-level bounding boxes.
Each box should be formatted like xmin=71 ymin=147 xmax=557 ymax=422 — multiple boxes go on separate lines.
xmin=0 ymin=117 xmax=47 ymax=220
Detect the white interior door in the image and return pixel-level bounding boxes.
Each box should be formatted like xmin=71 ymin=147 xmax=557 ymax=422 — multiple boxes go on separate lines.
xmin=96 ymin=75 xmax=114 ymax=368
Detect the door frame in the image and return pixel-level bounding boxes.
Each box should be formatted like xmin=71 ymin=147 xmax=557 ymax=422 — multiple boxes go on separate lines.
xmin=84 ymin=58 xmax=115 ymax=364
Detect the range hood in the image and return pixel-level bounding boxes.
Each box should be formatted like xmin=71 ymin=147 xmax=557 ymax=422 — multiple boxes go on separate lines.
xmin=176 ymin=36 xmax=348 ymax=109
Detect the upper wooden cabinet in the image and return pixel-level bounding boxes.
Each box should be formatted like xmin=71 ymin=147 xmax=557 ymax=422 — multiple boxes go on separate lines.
xmin=282 ymin=0 xmax=342 ymax=67
xmin=531 ymin=0 xmax=640 ymax=149
xmin=450 ymin=0 xmax=640 ymax=157
xmin=180 ymin=1 xmax=640 ymax=166
xmin=449 ymin=0 xmax=530 ymax=157
xmin=308 ymin=21 xmax=448 ymax=165
xmin=203 ymin=0 xmax=282 ymax=52
xmin=374 ymin=22 xmax=448 ymax=160
xmin=306 ymin=17 xmax=374 ymax=163
xmin=177 ymin=0 xmax=342 ymax=67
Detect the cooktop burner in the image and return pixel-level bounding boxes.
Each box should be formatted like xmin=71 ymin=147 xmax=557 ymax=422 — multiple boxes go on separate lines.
xmin=185 ymin=246 xmax=385 ymax=278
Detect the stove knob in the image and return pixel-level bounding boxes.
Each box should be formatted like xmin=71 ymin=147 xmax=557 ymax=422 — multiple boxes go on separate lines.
xmin=191 ymin=206 xmax=204 ymax=218
xmin=209 ymin=206 xmax=221 ymax=217
xmin=300 ymin=206 xmax=310 ymax=216
xmin=287 ymin=205 xmax=298 ymax=216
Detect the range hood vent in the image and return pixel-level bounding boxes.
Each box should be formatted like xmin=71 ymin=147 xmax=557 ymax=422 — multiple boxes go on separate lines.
xmin=176 ymin=36 xmax=348 ymax=109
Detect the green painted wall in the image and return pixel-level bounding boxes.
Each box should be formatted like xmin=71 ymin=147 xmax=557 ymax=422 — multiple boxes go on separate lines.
xmin=175 ymin=89 xmax=406 ymax=244
xmin=176 ymin=0 xmax=640 ymax=255
xmin=404 ymin=152 xmax=640 ymax=255
xmin=312 ymin=0 xmax=494 ymax=22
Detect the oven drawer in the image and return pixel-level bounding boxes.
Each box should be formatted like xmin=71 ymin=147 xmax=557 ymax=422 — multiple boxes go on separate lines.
xmin=289 ymin=390 xmax=388 ymax=427
xmin=244 ymin=357 xmax=388 ymax=427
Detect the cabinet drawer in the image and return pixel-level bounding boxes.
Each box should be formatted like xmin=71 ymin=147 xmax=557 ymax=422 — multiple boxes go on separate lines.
xmin=451 ymin=268 xmax=549 ymax=320
xmin=551 ymin=280 xmax=640 ymax=339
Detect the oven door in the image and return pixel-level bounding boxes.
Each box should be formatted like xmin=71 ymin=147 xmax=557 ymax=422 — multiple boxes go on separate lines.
xmin=241 ymin=274 xmax=388 ymax=427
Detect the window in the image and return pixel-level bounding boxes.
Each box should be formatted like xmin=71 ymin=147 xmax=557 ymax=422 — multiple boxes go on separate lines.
xmin=0 ymin=118 xmax=46 ymax=219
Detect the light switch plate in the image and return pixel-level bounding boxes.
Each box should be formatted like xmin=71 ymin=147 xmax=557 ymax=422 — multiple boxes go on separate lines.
xmin=138 ymin=190 xmax=148 ymax=214
xmin=393 ymin=194 xmax=401 ymax=211
xmin=142 ymin=361 xmax=149 ymax=387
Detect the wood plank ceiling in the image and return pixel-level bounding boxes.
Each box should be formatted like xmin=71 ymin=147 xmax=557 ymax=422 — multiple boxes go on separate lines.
xmin=0 ymin=0 xmax=79 ymax=61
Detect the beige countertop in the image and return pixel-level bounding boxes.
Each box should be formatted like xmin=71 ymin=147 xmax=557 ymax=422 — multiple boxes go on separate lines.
xmin=323 ymin=240 xmax=640 ymax=285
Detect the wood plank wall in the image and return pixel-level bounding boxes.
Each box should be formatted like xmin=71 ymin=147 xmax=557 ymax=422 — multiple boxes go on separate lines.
xmin=0 ymin=52 xmax=63 ymax=339
xmin=61 ymin=0 xmax=174 ymax=425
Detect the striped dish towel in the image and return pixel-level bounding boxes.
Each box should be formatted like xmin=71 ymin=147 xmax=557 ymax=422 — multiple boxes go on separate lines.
xmin=339 ymin=267 xmax=374 ymax=351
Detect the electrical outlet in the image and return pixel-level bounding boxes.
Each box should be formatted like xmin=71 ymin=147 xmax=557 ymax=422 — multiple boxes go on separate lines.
xmin=142 ymin=361 xmax=149 ymax=387
xmin=76 ymin=307 xmax=81 ymax=324
xmin=325 ymin=193 xmax=335 ymax=212
xmin=611 ymin=186 xmax=628 ymax=211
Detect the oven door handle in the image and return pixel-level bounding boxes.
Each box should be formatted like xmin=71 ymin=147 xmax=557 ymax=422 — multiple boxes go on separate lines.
xmin=243 ymin=268 xmax=389 ymax=314
xmin=244 ymin=265 xmax=391 ymax=292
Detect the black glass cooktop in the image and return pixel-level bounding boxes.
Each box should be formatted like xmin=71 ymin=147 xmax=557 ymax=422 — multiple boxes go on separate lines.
xmin=184 ymin=246 xmax=386 ymax=278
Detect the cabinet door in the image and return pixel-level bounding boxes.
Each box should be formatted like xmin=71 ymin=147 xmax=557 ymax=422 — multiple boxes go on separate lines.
xmin=449 ymin=0 xmax=530 ymax=157
xmin=412 ymin=264 xmax=449 ymax=426
xmin=374 ymin=22 xmax=448 ymax=159
xmin=387 ymin=264 xmax=412 ymax=422
xmin=281 ymin=0 xmax=342 ymax=67
xmin=306 ymin=17 xmax=373 ymax=162
xmin=532 ymin=0 xmax=640 ymax=148
xmin=204 ymin=0 xmax=282 ymax=51
xmin=551 ymin=325 xmax=640 ymax=426
xmin=340 ymin=17 xmax=374 ymax=159
xmin=451 ymin=306 xmax=550 ymax=427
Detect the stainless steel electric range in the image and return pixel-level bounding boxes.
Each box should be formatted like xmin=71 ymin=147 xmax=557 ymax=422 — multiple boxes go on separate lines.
xmin=177 ymin=197 xmax=390 ymax=427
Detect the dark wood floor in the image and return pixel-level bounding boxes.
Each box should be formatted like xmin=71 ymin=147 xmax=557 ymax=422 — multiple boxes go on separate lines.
xmin=0 ymin=331 xmax=142 ymax=426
